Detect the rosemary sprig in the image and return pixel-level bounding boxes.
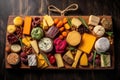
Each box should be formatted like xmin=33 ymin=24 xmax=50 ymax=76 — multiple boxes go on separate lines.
xmin=78 ymin=16 xmax=89 ymax=29
xmin=41 ymin=53 xmax=51 ymax=66
xmin=67 ymin=17 xmax=72 ymax=27
xmin=105 ymin=32 xmax=113 ymax=36
xmin=93 ymin=50 xmax=96 ymax=67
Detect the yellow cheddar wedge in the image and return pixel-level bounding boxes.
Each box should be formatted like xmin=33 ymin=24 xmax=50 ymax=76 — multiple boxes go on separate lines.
xmin=44 ymin=15 xmax=54 ymax=27
xmin=80 ymin=53 xmax=88 ymax=66
xmin=72 ymin=50 xmax=82 ymax=68
xmin=23 ymin=16 xmax=32 ymax=35
xmin=30 ymin=40 xmax=39 ymax=54
xmin=78 ymin=33 xmax=96 ymax=54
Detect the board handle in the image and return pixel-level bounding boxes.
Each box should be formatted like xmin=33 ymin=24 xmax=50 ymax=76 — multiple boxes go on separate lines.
xmin=48 ymin=3 xmax=78 ymax=16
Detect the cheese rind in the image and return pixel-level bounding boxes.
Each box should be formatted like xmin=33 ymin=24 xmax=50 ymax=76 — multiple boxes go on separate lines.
xmin=23 ymin=16 xmax=32 ymax=35
xmin=78 ymin=33 xmax=96 ymax=54
xmin=72 ymin=50 xmax=82 ymax=68
xmin=55 ymin=54 xmax=64 ymax=68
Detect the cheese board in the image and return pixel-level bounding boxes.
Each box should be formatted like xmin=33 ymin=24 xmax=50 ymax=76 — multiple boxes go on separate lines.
xmin=5 ymin=15 xmax=114 ymax=70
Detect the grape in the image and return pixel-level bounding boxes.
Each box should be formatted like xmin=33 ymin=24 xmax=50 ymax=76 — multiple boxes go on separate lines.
xmin=78 ymin=25 xmax=90 ymax=34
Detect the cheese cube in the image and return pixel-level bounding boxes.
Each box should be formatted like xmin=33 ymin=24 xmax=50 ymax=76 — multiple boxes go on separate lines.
xmin=78 ymin=33 xmax=96 ymax=54
xmin=88 ymin=15 xmax=100 ymax=26
xmin=71 ymin=18 xmax=82 ymax=28
xmin=44 ymin=15 xmax=54 ymax=27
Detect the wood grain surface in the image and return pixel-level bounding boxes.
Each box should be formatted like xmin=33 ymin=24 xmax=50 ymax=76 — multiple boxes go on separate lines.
xmin=0 ymin=0 xmax=120 ymax=80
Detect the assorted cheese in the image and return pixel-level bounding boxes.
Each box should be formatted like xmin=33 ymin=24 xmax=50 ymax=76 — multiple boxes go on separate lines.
xmin=6 ymin=15 xmax=113 ymax=69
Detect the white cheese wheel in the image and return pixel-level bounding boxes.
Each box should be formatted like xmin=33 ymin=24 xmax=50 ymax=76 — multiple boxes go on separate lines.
xmin=95 ymin=37 xmax=110 ymax=53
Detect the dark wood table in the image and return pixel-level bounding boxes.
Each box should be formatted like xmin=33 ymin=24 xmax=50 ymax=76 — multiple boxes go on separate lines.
xmin=0 ymin=0 xmax=120 ymax=80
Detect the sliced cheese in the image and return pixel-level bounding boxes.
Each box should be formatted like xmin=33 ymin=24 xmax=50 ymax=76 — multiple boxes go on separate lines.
xmin=23 ymin=16 xmax=32 ymax=35
xmin=78 ymin=33 xmax=96 ymax=54
xmin=80 ymin=53 xmax=88 ymax=66
xmin=72 ymin=50 xmax=82 ymax=68
xmin=55 ymin=54 xmax=64 ymax=68
xmin=30 ymin=40 xmax=39 ymax=54
xmin=42 ymin=19 xmax=48 ymax=30
xmin=44 ymin=15 xmax=54 ymax=27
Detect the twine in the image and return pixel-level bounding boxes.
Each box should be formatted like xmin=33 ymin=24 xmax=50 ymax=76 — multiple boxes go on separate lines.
xmin=48 ymin=3 xmax=78 ymax=16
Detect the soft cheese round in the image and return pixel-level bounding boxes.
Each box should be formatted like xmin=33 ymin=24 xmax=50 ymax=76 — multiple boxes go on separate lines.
xmin=38 ymin=37 xmax=53 ymax=53
xmin=11 ymin=44 xmax=21 ymax=53
xmin=93 ymin=25 xmax=105 ymax=37
xmin=95 ymin=37 xmax=110 ymax=53
xmin=66 ymin=31 xmax=81 ymax=46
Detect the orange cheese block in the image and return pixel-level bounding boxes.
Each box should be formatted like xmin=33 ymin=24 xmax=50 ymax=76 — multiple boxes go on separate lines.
xmin=23 ymin=16 xmax=32 ymax=35
xmin=78 ymin=33 xmax=96 ymax=54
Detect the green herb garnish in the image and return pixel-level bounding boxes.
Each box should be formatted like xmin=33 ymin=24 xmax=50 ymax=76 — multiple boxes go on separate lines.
xmin=41 ymin=53 xmax=51 ymax=66
xmin=78 ymin=16 xmax=89 ymax=28
xmin=105 ymin=32 xmax=113 ymax=36
xmin=67 ymin=17 xmax=72 ymax=27
xmin=93 ymin=50 xmax=96 ymax=67
xmin=68 ymin=46 xmax=75 ymax=51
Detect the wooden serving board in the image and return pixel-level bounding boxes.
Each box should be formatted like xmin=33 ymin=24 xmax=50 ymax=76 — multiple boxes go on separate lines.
xmin=5 ymin=16 xmax=114 ymax=70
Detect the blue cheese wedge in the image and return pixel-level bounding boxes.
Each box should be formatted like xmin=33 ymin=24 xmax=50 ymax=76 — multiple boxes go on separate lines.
xmin=101 ymin=54 xmax=111 ymax=67
xmin=28 ymin=54 xmax=37 ymax=66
